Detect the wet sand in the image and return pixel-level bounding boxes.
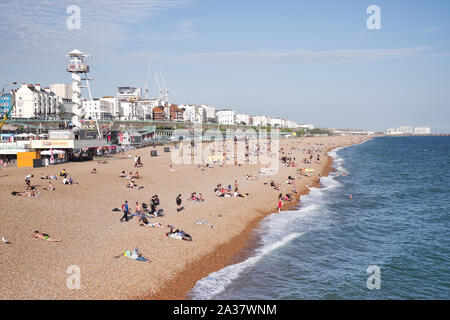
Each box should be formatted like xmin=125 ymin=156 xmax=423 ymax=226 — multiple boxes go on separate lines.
xmin=0 ymin=135 xmax=370 ymax=299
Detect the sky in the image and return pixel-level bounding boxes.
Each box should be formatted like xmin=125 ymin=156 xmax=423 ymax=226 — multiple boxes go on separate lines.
xmin=0 ymin=0 xmax=449 ymax=132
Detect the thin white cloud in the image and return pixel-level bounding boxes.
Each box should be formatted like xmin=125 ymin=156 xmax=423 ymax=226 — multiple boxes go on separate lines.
xmin=419 ymin=26 xmax=446 ymax=33
xmin=0 ymin=0 xmax=193 ymax=57
xmin=156 ymin=47 xmax=432 ymax=66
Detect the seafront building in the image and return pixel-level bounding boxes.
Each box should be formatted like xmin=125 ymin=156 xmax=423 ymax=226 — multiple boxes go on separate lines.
xmin=385 ymin=126 xmax=432 ymax=135
xmin=414 ymin=126 xmax=431 ymax=134
xmin=216 ymin=109 xmax=236 ymax=125
xmin=50 ymin=83 xmax=73 ymax=100
xmin=1 ymin=50 xmax=305 ymax=132
xmin=82 ymin=98 xmax=113 ymax=120
xmin=12 ymin=83 xmax=60 ymax=119
xmin=236 ymin=114 xmax=251 ymax=125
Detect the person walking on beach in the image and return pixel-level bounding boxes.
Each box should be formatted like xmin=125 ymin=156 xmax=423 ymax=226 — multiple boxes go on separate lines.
xmin=120 ymin=200 xmax=129 ymax=222
xmin=176 ymin=194 xmax=183 ymax=212
xmin=277 ymin=193 xmax=283 ymax=213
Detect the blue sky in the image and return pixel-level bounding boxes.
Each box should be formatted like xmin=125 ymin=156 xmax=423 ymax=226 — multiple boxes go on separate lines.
xmin=1 ymin=0 xmax=449 ymax=132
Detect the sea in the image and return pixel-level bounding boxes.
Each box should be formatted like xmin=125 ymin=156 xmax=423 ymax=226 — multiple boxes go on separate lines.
xmin=188 ymin=136 xmax=450 ymax=300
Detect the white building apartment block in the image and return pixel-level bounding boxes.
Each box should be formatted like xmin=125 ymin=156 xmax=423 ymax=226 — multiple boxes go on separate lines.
xmin=385 ymin=126 xmax=413 ymax=135
xmin=236 ymin=114 xmax=251 ymax=125
xmin=181 ymin=104 xmax=204 ymax=123
xmin=251 ymin=115 xmax=269 ymax=127
xmin=414 ymin=126 xmax=431 ymax=134
xmin=12 ymin=83 xmax=60 ymax=119
xmin=268 ymin=117 xmax=283 ymax=127
xmin=100 ymin=97 xmax=119 ymax=118
xmin=118 ymin=100 xmax=145 ymax=120
xmin=50 ymin=83 xmax=73 ymax=100
xmin=216 ymin=109 xmax=236 ymax=125
xmin=82 ymin=99 xmax=113 ymax=120
xmin=200 ymin=105 xmax=216 ymax=123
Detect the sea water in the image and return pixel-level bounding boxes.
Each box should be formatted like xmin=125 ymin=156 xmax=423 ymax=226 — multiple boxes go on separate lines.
xmin=189 ymin=136 xmax=450 ymax=300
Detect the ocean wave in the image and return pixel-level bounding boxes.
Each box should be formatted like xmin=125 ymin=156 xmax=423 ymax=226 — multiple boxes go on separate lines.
xmin=190 ymin=232 xmax=302 ymax=300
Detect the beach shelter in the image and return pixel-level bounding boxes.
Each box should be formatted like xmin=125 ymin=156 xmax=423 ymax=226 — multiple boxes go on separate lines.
xmin=40 ymin=149 xmax=65 ymax=156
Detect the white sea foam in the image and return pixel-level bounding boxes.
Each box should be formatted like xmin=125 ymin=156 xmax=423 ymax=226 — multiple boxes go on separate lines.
xmin=190 ymin=232 xmax=302 ymax=300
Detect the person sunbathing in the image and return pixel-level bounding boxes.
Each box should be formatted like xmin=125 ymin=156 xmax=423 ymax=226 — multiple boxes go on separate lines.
xmin=128 ymin=180 xmax=143 ymax=190
xmin=124 ymin=248 xmax=150 ymax=263
xmin=126 ymin=171 xmax=133 ymax=179
xmin=32 ymin=231 xmax=61 ymax=242
xmin=40 ymin=174 xmax=50 ymax=180
xmin=166 ymin=225 xmax=192 ymax=241
xmin=43 ymin=182 xmax=54 ymax=191
xmin=133 ymin=171 xmax=140 ymax=179
xmin=139 ymin=216 xmax=162 ymax=228
xmin=119 ymin=171 xmax=126 ymax=178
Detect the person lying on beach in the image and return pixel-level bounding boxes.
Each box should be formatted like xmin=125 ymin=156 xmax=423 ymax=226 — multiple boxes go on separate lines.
xmin=25 ymin=174 xmax=34 ymax=181
xmin=140 ymin=219 xmax=163 ymax=228
xmin=166 ymin=225 xmax=192 ymax=241
xmin=11 ymin=190 xmax=40 ymax=197
xmin=40 ymin=174 xmax=50 ymax=180
xmin=25 ymin=180 xmax=35 ymax=191
xmin=119 ymin=171 xmax=126 ymax=178
xmin=189 ymin=192 xmax=205 ymax=202
xmin=265 ymin=180 xmax=280 ymax=190
xmin=233 ymin=191 xmax=249 ymax=198
xmin=43 ymin=182 xmax=54 ymax=191
xmin=245 ymin=174 xmax=257 ymax=181
xmin=32 ymin=231 xmax=61 ymax=242
xmin=139 ymin=216 xmax=163 ymax=228
xmin=124 ymin=248 xmax=150 ymax=263
xmin=97 ymin=160 xmax=108 ymax=164
xmin=133 ymin=171 xmax=140 ymax=179
xmin=127 ymin=180 xmax=143 ymax=190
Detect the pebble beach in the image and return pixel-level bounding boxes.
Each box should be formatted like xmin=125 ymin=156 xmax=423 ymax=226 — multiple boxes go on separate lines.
xmin=0 ymin=135 xmax=371 ymax=299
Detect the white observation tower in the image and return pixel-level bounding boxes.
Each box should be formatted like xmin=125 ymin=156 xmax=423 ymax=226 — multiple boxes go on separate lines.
xmin=66 ymin=49 xmax=95 ymax=132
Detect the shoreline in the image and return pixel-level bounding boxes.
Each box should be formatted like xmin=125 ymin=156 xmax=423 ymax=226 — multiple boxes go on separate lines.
xmin=146 ymin=141 xmax=348 ymax=300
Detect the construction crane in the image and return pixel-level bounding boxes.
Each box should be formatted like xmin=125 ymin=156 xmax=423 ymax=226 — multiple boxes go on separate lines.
xmin=0 ymin=101 xmax=15 ymax=130
xmin=0 ymin=82 xmax=17 ymax=130
xmin=159 ymin=70 xmax=170 ymax=104
xmin=154 ymin=73 xmax=164 ymax=101
xmin=144 ymin=64 xmax=151 ymax=99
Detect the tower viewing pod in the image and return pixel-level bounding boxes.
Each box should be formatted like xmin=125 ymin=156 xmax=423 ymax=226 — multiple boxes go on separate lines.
xmin=66 ymin=49 xmax=95 ymax=132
